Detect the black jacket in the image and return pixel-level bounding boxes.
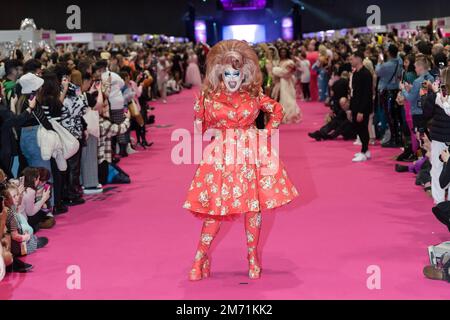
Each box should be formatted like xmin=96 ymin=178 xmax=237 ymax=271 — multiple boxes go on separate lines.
xmin=350 ymin=67 xmax=373 ymax=115
xmin=0 ymin=102 xmax=32 ymax=166
xmin=429 ymin=92 xmax=450 ymax=143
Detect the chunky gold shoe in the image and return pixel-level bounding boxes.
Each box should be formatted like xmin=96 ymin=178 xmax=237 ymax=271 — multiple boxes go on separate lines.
xmin=423 ymin=265 xmax=445 ymax=281
xmin=189 ymin=256 xmax=210 ymax=281
xmin=248 ymin=251 xmax=261 ymax=280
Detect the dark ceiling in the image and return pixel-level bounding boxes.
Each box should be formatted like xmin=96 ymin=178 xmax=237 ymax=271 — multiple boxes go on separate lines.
xmin=1 ymin=0 xmax=449 ymax=36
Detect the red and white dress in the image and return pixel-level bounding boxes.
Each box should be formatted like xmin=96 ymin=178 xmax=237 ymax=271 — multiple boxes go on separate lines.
xmin=183 ymin=89 xmax=299 ymax=220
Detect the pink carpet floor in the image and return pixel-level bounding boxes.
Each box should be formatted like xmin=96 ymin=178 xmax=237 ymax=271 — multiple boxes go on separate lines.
xmin=1 ymin=89 xmax=450 ymax=300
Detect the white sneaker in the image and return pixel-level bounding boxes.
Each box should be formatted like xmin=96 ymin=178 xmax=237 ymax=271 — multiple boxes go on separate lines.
xmin=83 ymin=186 xmax=103 ymax=195
xmin=352 ymin=153 xmax=368 ymax=162
xmin=354 ymin=151 xmax=371 ymax=158
xmin=353 ymin=137 xmax=362 ymax=145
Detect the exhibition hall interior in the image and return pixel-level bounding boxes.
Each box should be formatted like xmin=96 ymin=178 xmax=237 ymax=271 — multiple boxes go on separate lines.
xmin=1 ymin=0 xmax=450 ymax=302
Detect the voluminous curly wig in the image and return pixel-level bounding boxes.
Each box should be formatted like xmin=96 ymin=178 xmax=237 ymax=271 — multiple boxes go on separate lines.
xmin=203 ymin=40 xmax=262 ymax=98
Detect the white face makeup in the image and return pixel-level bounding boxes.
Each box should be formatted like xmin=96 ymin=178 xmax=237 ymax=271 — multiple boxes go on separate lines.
xmin=222 ymin=66 xmax=243 ymax=93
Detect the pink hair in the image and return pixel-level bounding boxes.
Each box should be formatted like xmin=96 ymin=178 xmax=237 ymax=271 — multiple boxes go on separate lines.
xmin=203 ymin=40 xmax=262 ymax=98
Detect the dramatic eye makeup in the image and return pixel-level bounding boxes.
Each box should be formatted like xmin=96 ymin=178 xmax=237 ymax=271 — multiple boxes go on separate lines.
xmin=224 ymin=70 xmax=240 ymax=77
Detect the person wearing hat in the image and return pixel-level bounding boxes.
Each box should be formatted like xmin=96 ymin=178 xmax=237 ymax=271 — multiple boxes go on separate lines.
xmin=100 ymin=51 xmax=111 ymax=61
xmin=18 ymin=72 xmax=61 ymax=209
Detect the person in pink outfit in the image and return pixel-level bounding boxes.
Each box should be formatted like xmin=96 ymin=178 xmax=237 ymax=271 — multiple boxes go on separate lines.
xmin=183 ymin=40 xmax=299 ymax=281
xmin=185 ymin=49 xmax=203 ymax=87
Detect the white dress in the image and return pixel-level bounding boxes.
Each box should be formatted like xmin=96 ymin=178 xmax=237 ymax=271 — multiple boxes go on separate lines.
xmin=272 ymin=59 xmax=302 ymax=124
xmin=185 ymin=54 xmax=202 ymax=86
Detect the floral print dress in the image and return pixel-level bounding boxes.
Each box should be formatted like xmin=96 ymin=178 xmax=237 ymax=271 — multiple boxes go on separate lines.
xmin=183 ymin=89 xmax=299 ymax=220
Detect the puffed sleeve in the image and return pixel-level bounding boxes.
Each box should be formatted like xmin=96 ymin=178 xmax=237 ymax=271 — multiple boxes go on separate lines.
xmin=258 ymin=92 xmax=284 ymax=134
xmin=194 ymin=91 xmax=207 ymax=134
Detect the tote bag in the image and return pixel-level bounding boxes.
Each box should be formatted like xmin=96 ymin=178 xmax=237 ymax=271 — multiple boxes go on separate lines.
xmin=49 ymin=119 xmax=80 ymax=160
xmin=83 ymin=108 xmax=100 ymax=138
xmin=36 ymin=125 xmax=60 ymax=161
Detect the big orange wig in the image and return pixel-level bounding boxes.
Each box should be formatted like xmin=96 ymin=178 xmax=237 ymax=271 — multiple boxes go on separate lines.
xmin=203 ymin=40 xmax=263 ymax=98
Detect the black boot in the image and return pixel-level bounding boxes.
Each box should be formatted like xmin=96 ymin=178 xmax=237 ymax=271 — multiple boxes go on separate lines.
xmin=53 ymin=203 xmax=69 ymax=215
xmin=119 ymin=144 xmax=128 ymax=158
xmin=396 ymin=147 xmax=413 ymax=161
xmin=395 ymin=164 xmax=409 ymax=173
xmin=308 ymin=132 xmax=322 ymax=141
xmin=6 ymin=259 xmax=33 ymax=273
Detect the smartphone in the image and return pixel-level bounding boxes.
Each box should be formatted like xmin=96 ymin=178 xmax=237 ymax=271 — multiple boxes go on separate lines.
xmin=379 ymin=53 xmax=384 ymax=62
xmin=44 ymin=184 xmax=51 ymax=192
xmin=29 ymin=91 xmax=37 ymax=101
xmin=19 ymin=176 xmax=24 ymax=186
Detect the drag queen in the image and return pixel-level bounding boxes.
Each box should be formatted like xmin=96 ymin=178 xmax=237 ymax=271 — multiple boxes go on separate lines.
xmin=183 ymin=40 xmax=299 ymax=281
xmin=272 ymin=48 xmax=302 ymax=124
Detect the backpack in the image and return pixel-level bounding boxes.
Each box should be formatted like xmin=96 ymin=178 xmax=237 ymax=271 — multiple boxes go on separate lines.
xmin=107 ymin=163 xmax=131 ymax=184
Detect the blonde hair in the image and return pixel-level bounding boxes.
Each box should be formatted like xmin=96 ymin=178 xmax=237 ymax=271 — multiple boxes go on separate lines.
xmin=0 ymin=169 xmax=6 ymax=183
xmin=415 ymin=54 xmax=431 ymax=70
xmin=203 ymin=40 xmax=262 ymax=98
xmin=363 ymin=58 xmax=375 ymax=76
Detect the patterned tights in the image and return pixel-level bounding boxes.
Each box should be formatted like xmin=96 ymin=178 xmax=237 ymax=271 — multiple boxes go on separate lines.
xmin=193 ymin=212 xmax=262 ymax=264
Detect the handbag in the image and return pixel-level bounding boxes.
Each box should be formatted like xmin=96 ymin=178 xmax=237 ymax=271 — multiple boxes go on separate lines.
xmin=32 ymin=111 xmax=60 ymax=161
xmin=49 ymin=119 xmax=80 ymax=160
xmin=83 ymin=107 xmax=100 ymax=138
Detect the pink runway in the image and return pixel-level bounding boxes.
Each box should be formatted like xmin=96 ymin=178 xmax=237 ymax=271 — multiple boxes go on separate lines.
xmin=1 ymin=89 xmax=449 ymax=300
